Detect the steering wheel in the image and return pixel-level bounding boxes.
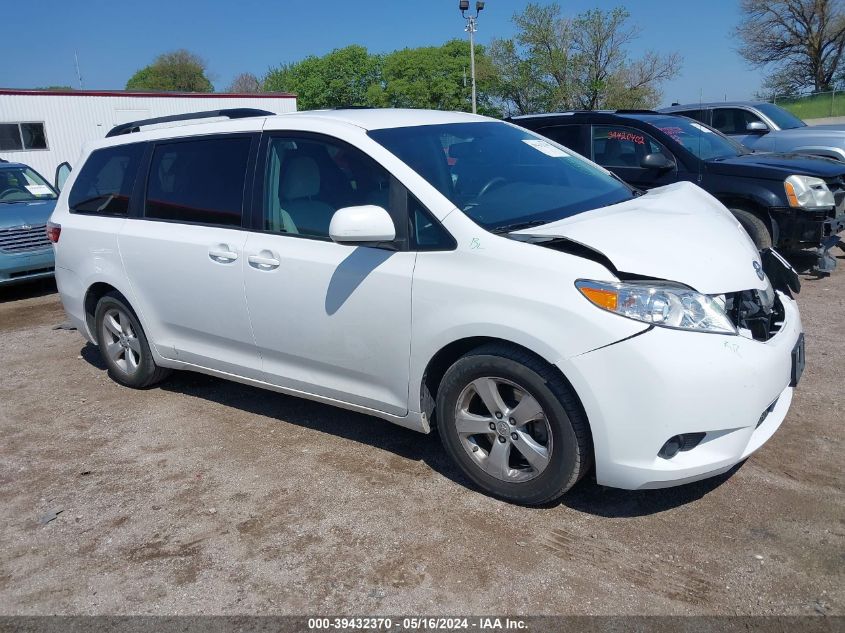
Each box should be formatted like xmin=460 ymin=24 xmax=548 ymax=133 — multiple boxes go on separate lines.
xmin=477 ymin=176 xmax=507 ymax=198
xmin=0 ymin=187 xmax=29 ymax=201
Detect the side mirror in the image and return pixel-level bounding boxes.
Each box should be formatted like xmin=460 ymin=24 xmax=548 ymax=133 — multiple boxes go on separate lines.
xmin=640 ymin=153 xmax=675 ymax=171
xmin=55 ymin=162 xmax=72 ymax=192
xmin=329 ymin=205 xmax=396 ymax=246
xmin=746 ymin=121 xmax=769 ymax=134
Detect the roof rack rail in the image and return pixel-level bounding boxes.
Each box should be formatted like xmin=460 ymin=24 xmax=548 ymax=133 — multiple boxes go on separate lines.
xmin=614 ymin=109 xmax=659 ymax=114
xmin=105 ymin=108 xmax=275 ymax=138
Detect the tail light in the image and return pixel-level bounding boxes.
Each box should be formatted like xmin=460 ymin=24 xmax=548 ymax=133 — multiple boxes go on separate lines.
xmin=46 ymin=221 xmax=61 ymax=243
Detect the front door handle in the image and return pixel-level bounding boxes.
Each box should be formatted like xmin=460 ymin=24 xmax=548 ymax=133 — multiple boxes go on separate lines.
xmin=248 ymin=252 xmax=280 ymax=271
xmin=209 ymin=244 xmax=238 ymax=263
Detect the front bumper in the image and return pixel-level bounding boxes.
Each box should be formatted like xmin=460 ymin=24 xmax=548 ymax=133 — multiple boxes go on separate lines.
xmin=560 ymin=292 xmax=802 ymax=490
xmin=0 ymin=248 xmax=55 ymax=286
xmin=770 ymin=206 xmax=844 ymax=246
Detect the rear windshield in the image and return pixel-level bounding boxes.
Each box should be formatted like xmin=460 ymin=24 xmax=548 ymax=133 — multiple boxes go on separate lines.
xmin=369 ymin=122 xmax=634 ymax=233
xmin=0 ymin=166 xmax=57 ymax=204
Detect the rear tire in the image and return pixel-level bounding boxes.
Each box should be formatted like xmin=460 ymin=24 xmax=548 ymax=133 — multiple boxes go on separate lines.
xmin=435 ymin=343 xmax=591 ymax=505
xmin=94 ymin=292 xmax=170 ymax=389
xmin=731 ymin=208 xmax=772 ymax=250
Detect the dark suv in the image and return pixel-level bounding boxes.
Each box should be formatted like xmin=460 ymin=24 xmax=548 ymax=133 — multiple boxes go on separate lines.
xmin=509 ymin=111 xmax=845 ymax=272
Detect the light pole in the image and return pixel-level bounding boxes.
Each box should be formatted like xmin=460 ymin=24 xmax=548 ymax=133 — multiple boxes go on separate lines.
xmin=460 ymin=1 xmax=484 ymax=114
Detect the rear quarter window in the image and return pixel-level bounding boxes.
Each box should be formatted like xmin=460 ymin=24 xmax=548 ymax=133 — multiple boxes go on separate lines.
xmin=673 ymin=109 xmax=709 ymax=125
xmin=536 ymin=125 xmax=583 ymax=152
xmin=68 ymin=143 xmax=145 ymax=215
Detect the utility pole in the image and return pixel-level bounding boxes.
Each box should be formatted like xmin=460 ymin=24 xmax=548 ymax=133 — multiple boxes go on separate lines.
xmin=459 ymin=1 xmax=485 ymax=114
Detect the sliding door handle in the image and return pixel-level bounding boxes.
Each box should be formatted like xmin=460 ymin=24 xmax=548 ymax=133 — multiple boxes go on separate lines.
xmin=209 ymin=245 xmax=238 ymax=263
xmin=248 ymin=253 xmax=280 ymax=270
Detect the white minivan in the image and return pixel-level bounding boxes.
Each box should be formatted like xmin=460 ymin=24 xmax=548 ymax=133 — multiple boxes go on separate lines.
xmin=49 ymin=108 xmax=805 ymax=505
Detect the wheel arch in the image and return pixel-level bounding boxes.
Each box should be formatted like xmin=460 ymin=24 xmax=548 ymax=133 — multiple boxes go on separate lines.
xmin=420 ymin=336 xmax=592 ymax=445
xmin=83 ymin=281 xmax=133 ymax=344
xmin=716 ymin=196 xmax=779 ymax=244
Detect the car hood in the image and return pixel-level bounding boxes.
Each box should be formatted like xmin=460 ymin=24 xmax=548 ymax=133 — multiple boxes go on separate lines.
xmin=0 ymin=199 xmax=57 ymax=229
xmin=706 ymin=151 xmax=845 ymax=179
xmin=781 ymin=123 xmax=845 ymax=134
xmin=513 ymin=181 xmax=766 ymax=295
xmin=768 ymin=125 xmax=845 ymax=147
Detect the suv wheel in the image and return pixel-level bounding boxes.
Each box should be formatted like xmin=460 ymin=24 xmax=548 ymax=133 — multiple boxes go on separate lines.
xmin=436 ymin=343 xmax=591 ymax=505
xmin=94 ymin=292 xmax=170 ymax=388
xmin=731 ymin=208 xmax=772 ymax=250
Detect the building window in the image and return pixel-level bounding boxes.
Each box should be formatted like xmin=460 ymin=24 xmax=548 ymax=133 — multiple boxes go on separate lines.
xmin=0 ymin=122 xmax=48 ymax=151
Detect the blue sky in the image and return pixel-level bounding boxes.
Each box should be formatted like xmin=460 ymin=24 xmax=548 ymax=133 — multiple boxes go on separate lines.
xmin=3 ymin=0 xmax=760 ymax=106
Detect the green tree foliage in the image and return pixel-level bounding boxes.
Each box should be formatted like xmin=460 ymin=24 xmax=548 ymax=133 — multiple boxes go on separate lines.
xmin=263 ymin=41 xmax=498 ymax=114
xmin=263 ymin=45 xmax=382 ymax=110
xmin=126 ymin=49 xmax=213 ymax=92
xmin=371 ymin=39 xmax=498 ymax=114
xmin=489 ymin=3 xmax=681 ymax=115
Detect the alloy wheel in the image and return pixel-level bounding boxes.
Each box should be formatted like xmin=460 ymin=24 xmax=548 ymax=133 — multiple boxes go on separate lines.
xmin=100 ymin=308 xmax=141 ymax=375
xmin=454 ymin=377 xmax=553 ymax=483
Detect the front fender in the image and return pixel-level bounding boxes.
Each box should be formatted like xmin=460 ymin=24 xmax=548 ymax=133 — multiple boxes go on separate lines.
xmin=709 ymin=179 xmax=784 ymax=211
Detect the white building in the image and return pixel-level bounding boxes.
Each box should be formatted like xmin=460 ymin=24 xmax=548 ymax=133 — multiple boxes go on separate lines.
xmin=0 ymin=89 xmax=297 ymax=182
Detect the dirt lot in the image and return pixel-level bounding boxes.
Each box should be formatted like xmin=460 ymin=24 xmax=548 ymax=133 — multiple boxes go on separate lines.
xmin=0 ymin=258 xmax=843 ymax=616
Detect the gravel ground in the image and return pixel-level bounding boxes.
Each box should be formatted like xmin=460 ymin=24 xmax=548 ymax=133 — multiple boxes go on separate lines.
xmin=0 ymin=256 xmax=843 ymax=616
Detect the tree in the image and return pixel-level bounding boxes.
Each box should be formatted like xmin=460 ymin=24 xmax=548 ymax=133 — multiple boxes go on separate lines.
xmin=263 ymin=45 xmax=382 ymax=109
xmin=488 ymin=38 xmax=550 ymax=116
xmin=489 ymin=3 xmax=681 ymax=115
xmin=736 ymin=0 xmax=845 ymax=94
xmin=227 ymin=72 xmax=261 ymax=93
xmin=372 ymin=40 xmax=498 ymax=114
xmin=126 ymin=49 xmax=213 ymax=92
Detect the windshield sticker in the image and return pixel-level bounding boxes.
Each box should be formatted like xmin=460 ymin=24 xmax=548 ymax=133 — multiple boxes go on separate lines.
xmin=659 ymin=127 xmax=684 ymax=141
xmin=24 ymin=184 xmax=52 ymax=196
xmin=522 ymin=139 xmax=569 ymax=157
xmin=690 ymin=122 xmax=713 ymax=134
xmin=607 ymin=130 xmax=645 ymax=145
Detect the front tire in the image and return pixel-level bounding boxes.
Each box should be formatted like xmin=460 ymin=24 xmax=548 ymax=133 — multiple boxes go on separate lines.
xmin=731 ymin=208 xmax=772 ymax=250
xmin=436 ymin=343 xmax=591 ymax=505
xmin=94 ymin=291 xmax=170 ymax=389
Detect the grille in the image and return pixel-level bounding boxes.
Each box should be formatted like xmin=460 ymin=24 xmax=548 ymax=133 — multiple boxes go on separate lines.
xmin=826 ymin=176 xmax=845 ymax=215
xmin=0 ymin=224 xmax=51 ymax=253
xmin=725 ymin=288 xmax=784 ymax=342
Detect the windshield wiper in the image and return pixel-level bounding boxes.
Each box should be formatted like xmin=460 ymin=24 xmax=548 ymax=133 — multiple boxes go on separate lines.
xmin=490 ymin=219 xmax=549 ymax=234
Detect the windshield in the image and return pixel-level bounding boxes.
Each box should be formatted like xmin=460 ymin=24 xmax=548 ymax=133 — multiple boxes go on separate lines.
xmin=0 ymin=166 xmax=57 ymax=204
xmin=647 ymin=116 xmax=746 ymax=160
xmin=368 ymin=122 xmax=634 ymax=232
xmin=756 ymin=103 xmax=806 ymax=130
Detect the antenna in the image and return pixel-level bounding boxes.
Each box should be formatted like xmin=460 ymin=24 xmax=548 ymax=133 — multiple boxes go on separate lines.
xmin=697 ymin=88 xmax=703 ymax=185
xmin=74 ymin=51 xmax=83 ymax=89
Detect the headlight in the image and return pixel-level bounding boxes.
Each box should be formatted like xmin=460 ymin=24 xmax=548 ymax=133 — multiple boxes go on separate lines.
xmin=784 ymin=175 xmax=834 ymax=209
xmin=576 ymin=280 xmax=737 ymax=334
